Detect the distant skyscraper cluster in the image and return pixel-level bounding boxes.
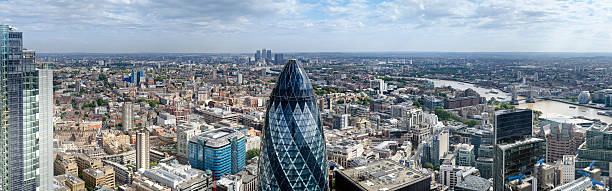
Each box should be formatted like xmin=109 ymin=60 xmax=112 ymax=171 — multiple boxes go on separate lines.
xmin=0 ymin=25 xmax=53 ymax=190
xmin=254 ymin=48 xmax=284 ymax=65
xmin=124 ymin=69 xmax=145 ymax=87
xmin=274 ymin=53 xmax=284 ymax=65
xmin=255 ymin=49 xmax=269 ymax=63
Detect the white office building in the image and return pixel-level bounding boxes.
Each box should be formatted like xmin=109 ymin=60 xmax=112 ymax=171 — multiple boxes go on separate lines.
xmin=439 ymin=165 xmax=480 ymax=190
xmin=39 ymin=63 xmax=54 ymax=190
xmin=157 ymin=112 xmax=177 ymax=126
xmin=559 ymin=155 xmax=576 ymax=185
xmin=177 ymin=127 xmax=199 ymax=158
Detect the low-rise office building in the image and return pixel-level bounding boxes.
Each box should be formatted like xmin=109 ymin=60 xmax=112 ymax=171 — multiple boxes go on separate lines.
xmin=103 ymin=160 xmax=134 ymax=185
xmin=54 ymin=174 xmax=86 ymax=191
xmin=55 ymin=152 xmax=79 ymax=176
xmin=76 ymin=153 xmax=103 ymax=176
xmin=140 ymin=163 xmax=211 ymax=191
xmin=335 ymin=160 xmax=431 ymax=191
xmin=82 ymin=166 xmax=116 ymax=189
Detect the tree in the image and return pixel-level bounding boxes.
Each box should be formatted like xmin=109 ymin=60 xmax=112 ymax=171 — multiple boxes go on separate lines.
xmin=533 ymin=110 xmax=543 ymax=115
xmin=82 ymin=101 xmax=96 ymax=109
xmin=149 ymin=101 xmax=158 ymax=108
xmin=464 ymin=120 xmax=478 ymax=127
xmin=495 ymin=103 xmax=515 ymax=110
xmin=98 ymin=74 xmax=107 ymax=81
xmin=246 ymin=148 xmax=260 ymax=160
xmin=434 ymin=106 xmax=452 ymax=121
xmin=96 ymin=98 xmax=109 ymax=106
xmin=314 ymin=89 xmax=328 ymax=96
xmin=413 ymin=100 xmax=423 ymax=107
xmin=423 ymin=162 xmax=434 ymax=169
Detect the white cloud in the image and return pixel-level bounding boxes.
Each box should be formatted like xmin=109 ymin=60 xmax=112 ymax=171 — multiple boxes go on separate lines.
xmin=0 ymin=0 xmax=609 ymax=52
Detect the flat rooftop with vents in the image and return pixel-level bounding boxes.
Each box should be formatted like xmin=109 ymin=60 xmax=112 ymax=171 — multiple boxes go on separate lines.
xmin=335 ymin=159 xmax=431 ymax=191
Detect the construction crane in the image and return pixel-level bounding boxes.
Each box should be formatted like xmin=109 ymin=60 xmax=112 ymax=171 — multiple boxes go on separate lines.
xmin=589 ymin=161 xmax=596 ymax=170
xmin=508 ymin=174 xmax=527 ymax=184
xmin=577 ymin=170 xmax=605 ymax=188
xmin=535 ymin=158 xmax=545 ymax=167
xmin=577 ymin=171 xmax=590 ymax=177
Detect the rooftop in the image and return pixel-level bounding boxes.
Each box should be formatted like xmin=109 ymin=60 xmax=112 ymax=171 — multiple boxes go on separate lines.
xmin=142 ymin=163 xmax=205 ymax=189
xmin=337 ymin=159 xmax=430 ymax=191
xmin=454 ymin=175 xmax=491 ymax=191
xmin=191 ymin=127 xmax=245 ymax=148
xmin=497 ymin=137 xmax=545 ymax=150
xmin=542 ymin=117 xmax=594 ymax=127
xmin=494 ymin=108 xmax=531 ymax=116
xmin=456 ymin=144 xmax=474 ymax=151
xmin=550 ymin=177 xmax=592 ymax=191
xmin=202 ymin=107 xmax=237 ymax=117
xmin=83 ymin=166 xmax=113 ymax=179
xmin=55 ymin=173 xmax=84 ymax=186
xmin=53 ymin=179 xmax=70 ymax=191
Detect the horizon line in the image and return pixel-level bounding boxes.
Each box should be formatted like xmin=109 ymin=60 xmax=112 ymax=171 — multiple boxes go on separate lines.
xmin=35 ymin=51 xmax=612 ymax=55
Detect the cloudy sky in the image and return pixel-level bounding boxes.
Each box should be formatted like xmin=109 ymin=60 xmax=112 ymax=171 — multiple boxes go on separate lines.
xmin=1 ymin=0 xmax=610 ymax=53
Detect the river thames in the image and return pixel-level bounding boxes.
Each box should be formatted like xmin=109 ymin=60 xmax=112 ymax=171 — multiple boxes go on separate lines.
xmin=416 ymin=78 xmax=612 ymax=124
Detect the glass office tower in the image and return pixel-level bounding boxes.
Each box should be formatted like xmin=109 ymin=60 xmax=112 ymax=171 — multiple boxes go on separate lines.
xmin=494 ymin=109 xmax=533 ymax=144
xmin=492 ymin=109 xmax=542 ymax=191
xmin=0 ymin=25 xmax=40 ymax=191
xmin=0 ymin=24 xmax=10 ymax=191
xmin=188 ymin=128 xmax=246 ymax=178
xmin=493 ymin=137 xmax=546 ymax=191
xmin=576 ymin=126 xmax=612 ymax=176
xmin=259 ymin=59 xmax=329 ymax=191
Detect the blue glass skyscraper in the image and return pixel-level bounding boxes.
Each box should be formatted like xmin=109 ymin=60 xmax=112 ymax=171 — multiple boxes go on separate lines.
xmin=130 ymin=70 xmax=136 ymax=83
xmin=259 ymin=59 xmax=329 ymax=191
xmin=188 ymin=128 xmax=246 ymax=179
xmin=136 ymin=69 xmax=144 ymax=84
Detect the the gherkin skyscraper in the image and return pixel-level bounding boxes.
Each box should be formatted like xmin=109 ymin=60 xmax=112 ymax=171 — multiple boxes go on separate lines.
xmin=259 ymin=59 xmax=329 ymax=191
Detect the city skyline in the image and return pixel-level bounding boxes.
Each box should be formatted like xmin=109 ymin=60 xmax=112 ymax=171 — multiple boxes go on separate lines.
xmin=1 ymin=0 xmax=611 ymax=53
xmin=1 ymin=1 xmax=611 ymax=190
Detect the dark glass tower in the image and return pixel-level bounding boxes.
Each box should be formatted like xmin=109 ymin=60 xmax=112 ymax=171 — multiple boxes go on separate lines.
xmin=259 ymin=59 xmax=329 ymax=191
xmin=494 ymin=109 xmax=532 ymax=144
xmin=0 ymin=25 xmax=40 ymax=190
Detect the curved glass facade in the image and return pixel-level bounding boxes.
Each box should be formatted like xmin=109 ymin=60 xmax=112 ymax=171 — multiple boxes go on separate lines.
xmin=259 ymin=60 xmax=329 ymax=191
